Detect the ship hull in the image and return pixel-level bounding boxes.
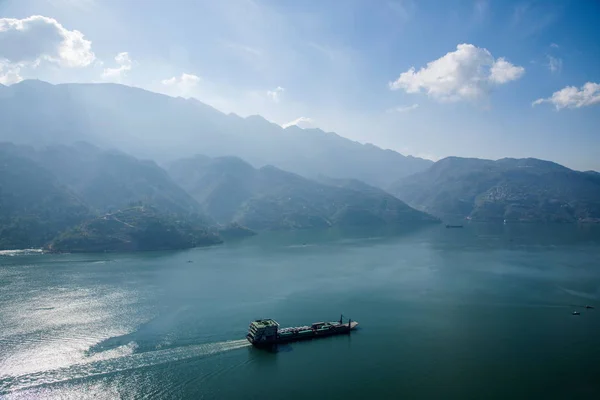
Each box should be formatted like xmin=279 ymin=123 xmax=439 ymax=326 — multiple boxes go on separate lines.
xmin=247 ymin=321 xmax=358 ymax=347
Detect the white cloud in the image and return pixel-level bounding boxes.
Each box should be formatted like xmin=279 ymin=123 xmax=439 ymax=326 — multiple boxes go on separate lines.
xmin=533 ymin=82 xmax=600 ymax=110
xmin=161 ymin=73 xmax=201 ymax=96
xmin=550 ymin=43 xmax=560 ymax=49
xmin=282 ymin=116 xmax=316 ymax=129
xmin=546 ymin=55 xmax=562 ymax=73
xmin=389 ymin=43 xmax=524 ymax=102
xmin=489 ymin=57 xmax=525 ymax=84
xmin=0 ymin=62 xmax=23 ymax=85
xmin=101 ymin=52 xmax=132 ymax=81
xmin=161 ymin=76 xmax=177 ymax=86
xmin=0 ymin=15 xmax=94 ymax=67
xmin=387 ymin=104 xmax=419 ymax=113
xmin=266 ymin=86 xmax=285 ymax=102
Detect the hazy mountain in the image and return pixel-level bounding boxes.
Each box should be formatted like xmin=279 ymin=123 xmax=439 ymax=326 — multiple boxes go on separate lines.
xmin=0 ymin=143 xmax=91 ymax=249
xmin=390 ymin=157 xmax=600 ymax=222
xmin=316 ymin=175 xmax=395 ymax=196
xmin=0 ymin=80 xmax=432 ymax=188
xmin=30 ymin=143 xmax=204 ymax=216
xmin=0 ymin=143 xmax=214 ymax=251
xmin=168 ymin=155 xmax=438 ymax=230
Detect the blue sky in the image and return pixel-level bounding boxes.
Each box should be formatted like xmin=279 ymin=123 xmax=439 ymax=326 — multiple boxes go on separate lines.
xmin=1 ymin=0 xmax=599 ymax=170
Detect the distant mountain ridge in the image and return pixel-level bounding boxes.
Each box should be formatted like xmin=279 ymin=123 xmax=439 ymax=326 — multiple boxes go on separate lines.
xmin=390 ymin=156 xmax=600 ymax=222
xmin=0 ymin=143 xmax=214 ymax=250
xmin=0 ymin=142 xmax=437 ymax=251
xmin=168 ymin=155 xmax=439 ymax=230
xmin=0 ymin=80 xmax=432 ymax=188
xmin=30 ymin=142 xmax=204 ymax=216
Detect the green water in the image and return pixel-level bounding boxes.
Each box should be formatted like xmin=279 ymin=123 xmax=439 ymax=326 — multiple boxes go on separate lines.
xmin=1 ymin=224 xmax=600 ymax=399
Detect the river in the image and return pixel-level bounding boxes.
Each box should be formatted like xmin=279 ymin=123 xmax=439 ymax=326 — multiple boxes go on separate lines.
xmin=1 ymin=224 xmax=599 ymax=399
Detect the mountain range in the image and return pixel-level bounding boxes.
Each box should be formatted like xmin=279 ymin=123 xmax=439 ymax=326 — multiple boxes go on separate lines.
xmin=0 ymin=143 xmax=218 ymax=251
xmin=1 ymin=80 xmax=599 ymax=251
xmin=0 ymin=80 xmax=432 ymax=189
xmin=168 ymin=155 xmax=437 ymax=230
xmin=0 ymin=142 xmax=437 ymax=251
xmin=390 ymin=157 xmax=600 ymax=222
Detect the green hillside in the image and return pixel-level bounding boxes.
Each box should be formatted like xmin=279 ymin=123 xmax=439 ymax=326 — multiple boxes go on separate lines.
xmin=390 ymin=157 xmax=600 ymax=222
xmin=168 ymin=155 xmax=439 ymax=230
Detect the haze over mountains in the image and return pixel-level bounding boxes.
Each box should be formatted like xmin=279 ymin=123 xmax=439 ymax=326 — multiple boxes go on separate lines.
xmin=1 ymin=79 xmax=600 ymax=251
xmin=0 ymin=143 xmax=219 ymax=251
xmin=0 ymin=142 xmax=436 ymax=251
xmin=0 ymin=80 xmax=432 ymax=189
xmin=169 ymin=155 xmax=436 ymax=230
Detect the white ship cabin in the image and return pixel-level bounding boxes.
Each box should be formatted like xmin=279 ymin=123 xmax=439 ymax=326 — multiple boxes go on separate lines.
xmin=247 ymin=319 xmax=279 ymax=343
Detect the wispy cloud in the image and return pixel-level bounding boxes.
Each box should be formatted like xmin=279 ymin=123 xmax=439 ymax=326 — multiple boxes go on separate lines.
xmin=511 ymin=2 xmax=531 ymax=25
xmin=101 ymin=52 xmax=132 ymax=81
xmin=546 ymin=55 xmax=562 ymax=73
xmin=473 ymin=0 xmax=489 ymax=23
xmin=161 ymin=73 xmax=201 ymax=97
xmin=307 ymin=42 xmax=337 ymax=61
xmin=387 ymin=104 xmax=419 ymax=113
xmin=533 ymin=82 xmax=600 ymax=110
xmin=0 ymin=62 xmax=22 ymax=85
xmin=224 ymin=41 xmax=262 ymax=56
xmin=282 ymin=116 xmax=316 ymax=129
xmin=266 ymin=86 xmax=285 ymax=102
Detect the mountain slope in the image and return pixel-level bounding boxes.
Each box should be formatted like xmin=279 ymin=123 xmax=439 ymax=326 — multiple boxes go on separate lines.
xmin=29 ymin=143 xmax=204 ymax=216
xmin=0 ymin=143 xmax=91 ymax=249
xmin=168 ymin=155 xmax=438 ymax=230
xmin=0 ymin=143 xmax=216 ymax=251
xmin=390 ymin=157 xmax=600 ymax=222
xmin=48 ymin=206 xmax=222 ymax=253
xmin=0 ymin=80 xmax=432 ymax=188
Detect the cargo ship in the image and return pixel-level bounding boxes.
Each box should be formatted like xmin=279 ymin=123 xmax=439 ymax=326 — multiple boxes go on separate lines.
xmin=246 ymin=315 xmax=358 ymax=347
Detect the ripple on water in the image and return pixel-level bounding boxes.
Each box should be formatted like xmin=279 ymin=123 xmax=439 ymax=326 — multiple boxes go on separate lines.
xmin=0 ymin=339 xmax=251 ymax=395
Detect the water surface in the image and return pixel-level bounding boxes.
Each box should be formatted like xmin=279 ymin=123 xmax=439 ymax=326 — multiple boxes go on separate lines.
xmin=1 ymin=224 xmax=599 ymax=399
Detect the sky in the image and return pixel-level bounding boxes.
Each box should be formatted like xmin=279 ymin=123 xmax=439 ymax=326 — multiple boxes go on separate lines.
xmin=0 ymin=0 xmax=599 ymax=171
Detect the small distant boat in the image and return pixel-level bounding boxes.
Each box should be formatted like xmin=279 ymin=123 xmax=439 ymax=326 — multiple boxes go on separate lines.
xmin=585 ymin=305 xmax=595 ymax=309
xmin=572 ymin=311 xmax=581 ymax=315
xmin=445 ymin=224 xmax=463 ymax=228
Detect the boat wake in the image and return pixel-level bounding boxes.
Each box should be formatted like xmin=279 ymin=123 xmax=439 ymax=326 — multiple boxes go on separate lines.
xmin=0 ymin=339 xmax=250 ymax=394
xmin=0 ymin=249 xmax=43 ymax=257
